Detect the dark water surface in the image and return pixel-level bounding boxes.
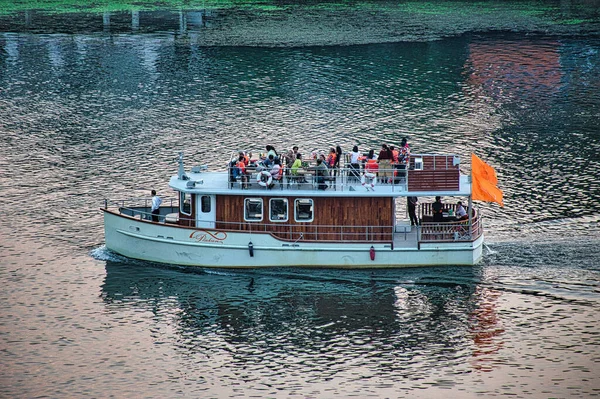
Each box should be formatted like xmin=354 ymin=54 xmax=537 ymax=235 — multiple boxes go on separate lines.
xmin=1 ymin=3 xmax=599 ymax=398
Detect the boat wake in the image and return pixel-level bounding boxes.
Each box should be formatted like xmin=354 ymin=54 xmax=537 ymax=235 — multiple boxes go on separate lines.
xmin=483 ymin=242 xmax=498 ymax=255
xmin=90 ymin=245 xmax=133 ymax=263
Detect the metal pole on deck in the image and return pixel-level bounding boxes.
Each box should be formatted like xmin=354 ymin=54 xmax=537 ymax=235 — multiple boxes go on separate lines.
xmin=468 ymin=167 xmax=473 ymax=237
xmin=468 ymin=195 xmax=473 ymax=237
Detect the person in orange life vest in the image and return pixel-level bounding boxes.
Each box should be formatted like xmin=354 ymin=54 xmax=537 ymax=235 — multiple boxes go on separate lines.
xmin=232 ymin=152 xmax=245 ymax=180
xmin=365 ymin=149 xmax=378 ymax=173
xmin=390 ymin=146 xmax=399 ymax=164
xmin=326 ymin=147 xmax=337 ymax=171
xmin=235 ymin=154 xmax=248 ymax=187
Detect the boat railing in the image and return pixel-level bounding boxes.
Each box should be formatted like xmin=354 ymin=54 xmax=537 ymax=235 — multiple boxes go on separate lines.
xmin=215 ymin=220 xmax=395 ymax=242
xmin=227 ymin=164 xmax=411 ymax=192
xmin=418 ymin=216 xmax=483 ymax=242
xmin=103 ymin=198 xmax=178 ymax=221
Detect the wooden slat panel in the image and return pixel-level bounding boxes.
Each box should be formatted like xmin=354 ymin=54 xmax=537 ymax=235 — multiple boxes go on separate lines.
xmin=407 ymin=169 xmax=460 ymax=191
xmin=409 ymin=155 xmax=457 ymax=171
xmin=215 ymin=195 xmax=394 ymax=242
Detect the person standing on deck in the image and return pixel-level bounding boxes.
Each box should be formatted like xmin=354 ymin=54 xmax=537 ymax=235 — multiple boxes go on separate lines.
xmin=333 ymin=145 xmax=342 ymax=177
xmin=349 ymin=145 xmax=361 ymax=180
xmin=151 ymin=190 xmax=162 ymax=222
xmin=398 ymin=137 xmax=410 ymax=182
xmin=378 ymin=144 xmax=393 ymax=183
xmin=408 ymin=196 xmax=419 ymax=226
xmin=432 ymin=196 xmax=444 ymax=223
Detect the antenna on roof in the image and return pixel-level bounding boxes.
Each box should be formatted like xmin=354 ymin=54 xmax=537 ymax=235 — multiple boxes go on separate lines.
xmin=177 ymin=152 xmax=189 ymax=180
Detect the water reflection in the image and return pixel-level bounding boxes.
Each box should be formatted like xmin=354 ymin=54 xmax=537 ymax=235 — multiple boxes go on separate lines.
xmin=101 ymin=261 xmax=502 ymax=378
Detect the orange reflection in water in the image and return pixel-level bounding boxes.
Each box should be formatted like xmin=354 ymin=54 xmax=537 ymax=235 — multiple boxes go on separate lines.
xmin=465 ymin=40 xmax=563 ymax=97
xmin=469 ymin=286 xmax=505 ymax=372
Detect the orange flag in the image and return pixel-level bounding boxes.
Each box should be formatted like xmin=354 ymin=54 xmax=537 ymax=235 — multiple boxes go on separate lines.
xmin=471 ymin=153 xmax=504 ymax=207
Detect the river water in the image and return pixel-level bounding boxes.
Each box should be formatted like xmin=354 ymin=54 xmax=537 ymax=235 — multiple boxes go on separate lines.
xmin=1 ymin=2 xmax=599 ymax=398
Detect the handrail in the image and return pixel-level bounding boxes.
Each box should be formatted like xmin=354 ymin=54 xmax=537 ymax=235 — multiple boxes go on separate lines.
xmin=418 ymin=217 xmax=483 ymax=242
xmin=226 ymin=164 xmax=410 ymax=192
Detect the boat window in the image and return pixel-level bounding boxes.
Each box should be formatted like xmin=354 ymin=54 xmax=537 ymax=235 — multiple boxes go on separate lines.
xmin=200 ymin=195 xmax=211 ymax=213
xmin=269 ymin=198 xmax=288 ymax=222
xmin=294 ymin=199 xmax=313 ymax=222
xmin=180 ymin=192 xmax=191 ymax=215
xmin=244 ymin=198 xmax=263 ymax=222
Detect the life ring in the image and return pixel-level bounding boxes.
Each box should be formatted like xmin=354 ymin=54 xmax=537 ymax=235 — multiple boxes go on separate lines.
xmin=257 ymin=170 xmax=273 ymax=187
xmin=361 ymin=172 xmax=376 ymax=189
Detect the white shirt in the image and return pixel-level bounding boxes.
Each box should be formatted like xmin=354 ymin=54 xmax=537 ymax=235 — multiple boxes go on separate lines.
xmin=151 ymin=195 xmax=162 ymax=211
xmin=350 ymin=151 xmax=360 ymax=164
xmin=456 ymin=205 xmax=467 ymax=218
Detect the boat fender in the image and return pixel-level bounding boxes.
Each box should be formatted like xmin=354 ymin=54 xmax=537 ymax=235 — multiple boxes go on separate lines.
xmin=257 ymin=171 xmax=273 ymax=187
xmin=248 ymin=241 xmax=254 ymax=257
xmin=362 ymin=173 xmax=376 ymax=189
xmin=370 ymin=245 xmax=375 ymax=261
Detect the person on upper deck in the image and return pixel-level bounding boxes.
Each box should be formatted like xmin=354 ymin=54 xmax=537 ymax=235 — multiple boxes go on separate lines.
xmin=318 ymin=153 xmax=328 ymax=167
xmin=326 ymin=148 xmax=337 ymax=170
xmin=399 ymin=137 xmax=410 ymax=166
xmin=284 ymin=146 xmax=299 ymax=168
xmin=332 ymin=145 xmax=342 ymax=177
xmin=236 ymin=154 xmax=248 ymax=187
xmin=291 ymin=153 xmax=303 ymax=176
xmin=266 ymin=145 xmax=278 ymax=160
xmin=365 ymin=149 xmax=378 ymax=173
xmin=378 ymin=144 xmax=393 ymax=183
xmin=313 ymin=158 xmax=329 ymax=190
xmin=268 ymin=158 xmax=282 ymax=189
xmin=432 ymin=196 xmax=444 ymax=223
xmin=396 ymin=137 xmax=410 ymax=182
xmin=264 ymin=154 xmax=275 ymax=168
xmin=390 ymin=146 xmax=399 ymax=164
xmin=349 ymin=145 xmax=361 ymax=180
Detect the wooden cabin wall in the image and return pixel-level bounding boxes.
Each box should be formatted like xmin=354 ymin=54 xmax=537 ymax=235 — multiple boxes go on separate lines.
xmin=407 ymin=155 xmax=460 ymax=191
xmin=215 ymin=195 xmax=394 ymax=242
xmin=408 ymin=155 xmax=457 ymax=170
xmin=407 ymin=169 xmax=460 ymax=191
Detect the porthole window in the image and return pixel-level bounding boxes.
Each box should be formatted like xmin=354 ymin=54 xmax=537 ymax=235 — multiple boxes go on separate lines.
xmin=244 ymin=198 xmax=263 ymax=222
xmin=294 ymin=199 xmax=313 ymax=222
xmin=269 ymin=198 xmax=288 ymax=222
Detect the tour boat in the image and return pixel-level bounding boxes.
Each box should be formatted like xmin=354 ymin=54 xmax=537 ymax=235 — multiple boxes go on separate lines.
xmin=102 ymin=152 xmax=503 ymax=268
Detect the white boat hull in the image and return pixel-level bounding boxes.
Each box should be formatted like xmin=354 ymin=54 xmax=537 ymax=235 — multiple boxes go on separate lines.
xmin=104 ymin=212 xmax=484 ymax=268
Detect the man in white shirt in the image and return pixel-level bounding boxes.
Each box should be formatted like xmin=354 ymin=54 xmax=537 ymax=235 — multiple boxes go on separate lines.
xmin=151 ymin=190 xmax=162 ymax=222
xmin=456 ymin=201 xmax=468 ymax=220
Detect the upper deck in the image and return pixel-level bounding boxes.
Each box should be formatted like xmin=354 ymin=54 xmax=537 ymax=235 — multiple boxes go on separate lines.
xmin=169 ymin=154 xmax=471 ymax=198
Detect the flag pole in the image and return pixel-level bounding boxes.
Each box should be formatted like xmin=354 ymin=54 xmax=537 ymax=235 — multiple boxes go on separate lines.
xmin=468 ymin=156 xmax=473 ymax=237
